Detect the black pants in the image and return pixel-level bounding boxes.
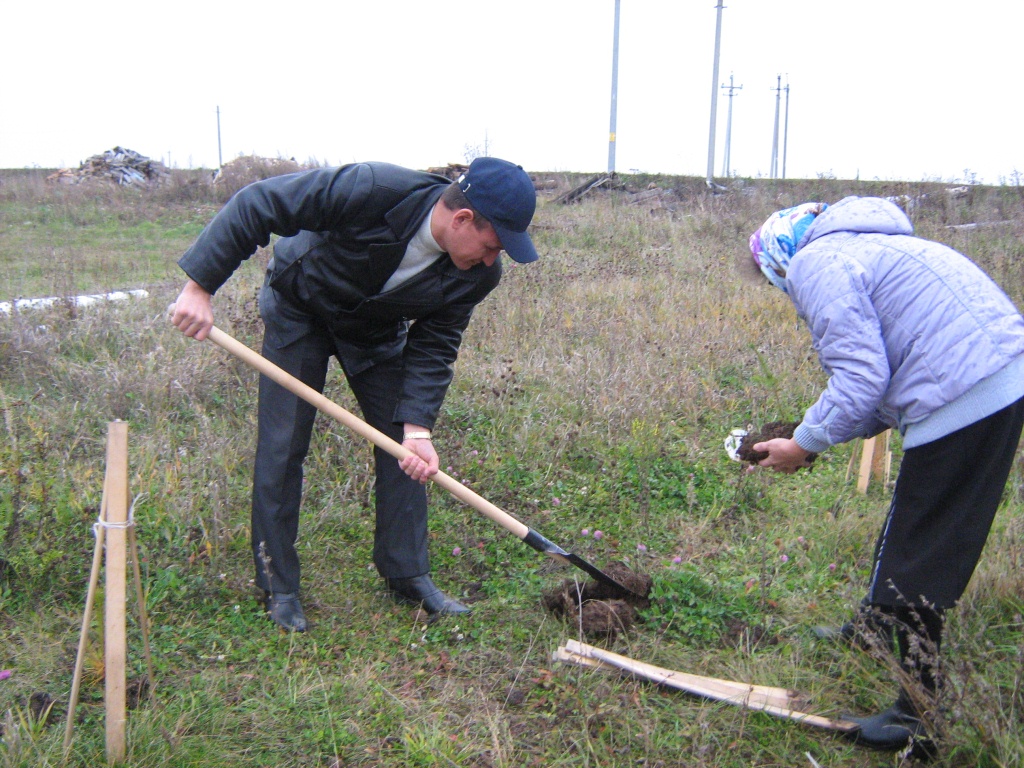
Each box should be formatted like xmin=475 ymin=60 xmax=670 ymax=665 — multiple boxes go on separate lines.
xmin=868 ymin=396 xmax=1024 ymax=611
xmin=251 ymin=285 xmax=430 ymax=594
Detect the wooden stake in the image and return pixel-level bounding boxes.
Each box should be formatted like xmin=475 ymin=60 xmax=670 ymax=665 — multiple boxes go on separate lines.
xmin=845 ymin=444 xmax=858 ymax=483
xmin=856 ymin=436 xmax=877 ymax=493
xmin=855 ymin=430 xmax=892 ymax=494
xmin=555 ymin=644 xmax=796 ymax=709
xmin=556 ymin=640 xmax=857 ymax=733
xmin=65 ymin=424 xmax=155 ymax=758
xmin=874 ymin=429 xmax=892 ymax=487
xmin=64 ymin=485 xmax=107 ymax=753
xmin=127 ymin=519 xmax=156 ymax=696
xmin=103 ymin=422 xmax=129 ymax=764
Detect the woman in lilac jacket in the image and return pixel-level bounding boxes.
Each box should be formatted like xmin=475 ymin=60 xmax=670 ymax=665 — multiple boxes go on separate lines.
xmin=747 ymin=196 xmax=1024 ymax=752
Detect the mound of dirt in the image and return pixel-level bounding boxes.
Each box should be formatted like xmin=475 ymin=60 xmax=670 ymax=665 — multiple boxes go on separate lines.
xmin=213 ymin=155 xmax=304 ymax=200
xmin=736 ymin=421 xmax=818 ymax=466
xmin=541 ymin=562 xmax=653 ymax=638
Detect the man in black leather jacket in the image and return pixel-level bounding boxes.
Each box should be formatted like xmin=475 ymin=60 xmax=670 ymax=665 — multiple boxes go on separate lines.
xmin=170 ymin=158 xmax=539 ymax=631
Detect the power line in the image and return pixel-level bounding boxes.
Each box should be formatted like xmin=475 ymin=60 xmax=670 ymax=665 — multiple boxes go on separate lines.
xmin=706 ymin=0 xmax=725 ymax=186
xmin=782 ymin=78 xmax=790 ymax=178
xmin=216 ymin=106 xmax=223 ymax=169
xmin=720 ymin=73 xmax=742 ymax=177
xmin=608 ymin=0 xmax=621 ymax=174
xmin=770 ymin=75 xmax=782 ymax=178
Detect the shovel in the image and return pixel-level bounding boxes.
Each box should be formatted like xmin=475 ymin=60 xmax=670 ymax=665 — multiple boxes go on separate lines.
xmin=206 ymin=326 xmax=642 ymax=598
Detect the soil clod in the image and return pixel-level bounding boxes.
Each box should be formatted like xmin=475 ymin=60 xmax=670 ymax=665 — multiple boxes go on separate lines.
xmin=541 ymin=562 xmax=653 ymax=638
xmin=736 ymin=421 xmax=818 ymax=466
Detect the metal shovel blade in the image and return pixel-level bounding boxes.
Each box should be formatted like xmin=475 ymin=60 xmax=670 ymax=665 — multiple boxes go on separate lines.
xmin=522 ymin=529 xmax=641 ymax=597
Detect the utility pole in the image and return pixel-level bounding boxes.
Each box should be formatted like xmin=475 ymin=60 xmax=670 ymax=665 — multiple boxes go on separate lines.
xmin=720 ymin=73 xmax=742 ymax=177
xmin=607 ymin=0 xmax=621 ymax=175
xmin=706 ymin=0 xmax=725 ymax=186
xmin=216 ymin=105 xmax=223 ymax=169
xmin=770 ymin=75 xmax=781 ymax=178
xmin=782 ymin=78 xmax=790 ymax=178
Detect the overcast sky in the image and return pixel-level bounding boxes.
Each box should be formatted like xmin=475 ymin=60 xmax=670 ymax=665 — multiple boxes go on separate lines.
xmin=3 ymin=1 xmax=1020 ymax=184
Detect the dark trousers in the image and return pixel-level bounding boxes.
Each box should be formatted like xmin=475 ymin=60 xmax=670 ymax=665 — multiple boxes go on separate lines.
xmin=865 ymin=398 xmax=1024 ymax=694
xmin=251 ymin=286 xmax=429 ymax=594
xmin=868 ymin=396 xmax=1024 ymax=611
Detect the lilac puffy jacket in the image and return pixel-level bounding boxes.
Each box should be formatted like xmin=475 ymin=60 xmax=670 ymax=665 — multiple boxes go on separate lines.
xmin=784 ymin=196 xmax=1024 ymax=452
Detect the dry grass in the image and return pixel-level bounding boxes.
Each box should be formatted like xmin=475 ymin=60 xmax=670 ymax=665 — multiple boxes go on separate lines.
xmin=2 ymin=170 xmax=1023 ymax=766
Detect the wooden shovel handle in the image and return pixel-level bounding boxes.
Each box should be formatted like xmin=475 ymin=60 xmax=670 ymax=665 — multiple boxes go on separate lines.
xmin=207 ymin=326 xmax=530 ymax=539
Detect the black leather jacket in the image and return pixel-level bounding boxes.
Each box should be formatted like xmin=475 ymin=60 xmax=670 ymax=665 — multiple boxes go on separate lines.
xmin=178 ymin=162 xmax=502 ymax=428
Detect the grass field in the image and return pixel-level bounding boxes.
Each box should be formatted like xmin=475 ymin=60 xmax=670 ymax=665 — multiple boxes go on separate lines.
xmin=2 ymin=167 xmax=1023 ymax=767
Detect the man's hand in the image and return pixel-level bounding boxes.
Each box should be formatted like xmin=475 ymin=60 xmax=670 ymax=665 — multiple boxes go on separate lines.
xmin=399 ymin=426 xmax=439 ymax=484
xmin=169 ymin=279 xmax=214 ymax=340
xmin=752 ymin=437 xmax=814 ymax=474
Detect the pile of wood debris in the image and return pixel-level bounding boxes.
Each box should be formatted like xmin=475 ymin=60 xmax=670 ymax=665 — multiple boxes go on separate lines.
xmin=555 ymin=174 xmax=680 ymax=212
xmin=46 ymin=147 xmax=170 ymax=186
xmin=425 ymin=163 xmax=469 ymax=181
xmin=426 ymin=163 xmax=555 ymax=191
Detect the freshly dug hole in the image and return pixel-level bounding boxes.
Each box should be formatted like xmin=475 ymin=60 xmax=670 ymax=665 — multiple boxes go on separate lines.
xmin=541 ymin=562 xmax=653 ymax=638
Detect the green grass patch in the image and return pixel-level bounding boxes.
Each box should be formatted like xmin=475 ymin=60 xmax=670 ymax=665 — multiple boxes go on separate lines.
xmin=2 ymin=172 xmax=1023 ymax=766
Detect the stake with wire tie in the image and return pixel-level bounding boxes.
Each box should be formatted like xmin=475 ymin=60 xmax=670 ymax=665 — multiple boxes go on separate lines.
xmin=64 ymin=421 xmax=155 ymax=762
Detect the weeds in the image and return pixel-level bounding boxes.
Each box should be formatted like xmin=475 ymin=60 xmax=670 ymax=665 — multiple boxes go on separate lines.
xmin=1 ymin=171 xmax=1023 ymax=766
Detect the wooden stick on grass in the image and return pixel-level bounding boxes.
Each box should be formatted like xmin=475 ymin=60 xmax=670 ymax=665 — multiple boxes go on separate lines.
xmin=555 ymin=639 xmax=858 ymax=733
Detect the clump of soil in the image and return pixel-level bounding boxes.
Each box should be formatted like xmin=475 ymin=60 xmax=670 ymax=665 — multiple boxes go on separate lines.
xmin=736 ymin=421 xmax=818 ymax=466
xmin=127 ymin=676 xmax=151 ymax=709
xmin=541 ymin=562 xmax=653 ymax=638
xmin=722 ymin=618 xmax=780 ymax=649
xmin=29 ymin=692 xmax=56 ymax=726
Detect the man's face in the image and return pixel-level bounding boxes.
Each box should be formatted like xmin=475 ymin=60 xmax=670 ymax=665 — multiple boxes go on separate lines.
xmin=447 ymin=212 xmax=504 ymax=270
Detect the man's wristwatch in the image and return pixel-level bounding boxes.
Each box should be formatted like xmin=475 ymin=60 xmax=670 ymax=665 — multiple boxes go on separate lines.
xmin=403 ymin=431 xmax=432 ymax=441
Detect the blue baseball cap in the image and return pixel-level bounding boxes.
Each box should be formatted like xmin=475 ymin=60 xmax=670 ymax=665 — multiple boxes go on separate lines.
xmin=458 ymin=157 xmax=539 ymax=264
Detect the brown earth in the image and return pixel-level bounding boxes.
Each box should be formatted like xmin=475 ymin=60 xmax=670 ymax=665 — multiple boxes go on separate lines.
xmin=735 ymin=421 xmax=818 ymax=466
xmin=541 ymin=562 xmax=653 ymax=638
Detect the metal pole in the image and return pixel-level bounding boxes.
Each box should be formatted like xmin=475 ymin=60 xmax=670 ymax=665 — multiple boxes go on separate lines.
xmin=782 ymin=79 xmax=790 ymax=178
xmin=721 ymin=73 xmax=742 ymax=177
xmin=706 ymin=0 xmax=724 ymax=186
xmin=216 ymin=106 xmax=223 ymax=169
xmin=607 ymin=0 xmax=621 ymax=174
xmin=770 ymin=75 xmax=781 ymax=178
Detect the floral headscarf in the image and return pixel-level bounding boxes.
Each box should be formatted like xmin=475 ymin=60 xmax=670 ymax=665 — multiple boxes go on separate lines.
xmin=748 ymin=202 xmax=828 ymax=292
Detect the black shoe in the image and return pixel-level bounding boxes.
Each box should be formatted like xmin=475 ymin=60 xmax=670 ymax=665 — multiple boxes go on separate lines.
xmin=385 ymin=575 xmax=471 ymax=616
xmin=265 ymin=591 xmax=308 ymax=632
xmin=813 ymin=616 xmax=894 ymax=652
xmin=844 ymin=696 xmax=936 ymax=759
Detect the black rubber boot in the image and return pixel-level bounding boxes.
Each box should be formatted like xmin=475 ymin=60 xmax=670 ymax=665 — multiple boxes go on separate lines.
xmin=845 ymin=605 xmax=944 ymax=759
xmin=266 ymin=591 xmax=308 ymax=632
xmin=893 ymin=605 xmax=944 ymax=693
xmin=845 ymin=690 xmax=928 ymax=750
xmin=812 ymin=601 xmax=895 ymax=652
xmin=385 ymin=575 xmax=471 ymax=616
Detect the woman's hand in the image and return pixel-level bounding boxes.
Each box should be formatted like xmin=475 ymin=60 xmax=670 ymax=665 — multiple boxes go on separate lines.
xmin=752 ymin=437 xmax=814 ymax=474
